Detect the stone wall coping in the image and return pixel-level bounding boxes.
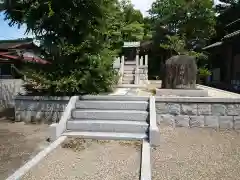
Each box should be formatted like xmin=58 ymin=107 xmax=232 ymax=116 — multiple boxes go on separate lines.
xmin=15 ymin=96 xmax=71 ymax=101
xmin=197 ymin=84 xmax=240 ymax=97
xmin=149 ymin=96 xmax=160 ymax=146
xmin=155 ymin=96 xmax=240 ymax=103
xmin=55 ymin=96 xmax=79 ymax=139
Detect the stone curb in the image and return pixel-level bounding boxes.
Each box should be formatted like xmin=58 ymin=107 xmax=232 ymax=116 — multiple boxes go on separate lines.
xmin=6 ymin=136 xmax=67 ymax=180
xmin=140 ymin=140 xmax=151 ymax=180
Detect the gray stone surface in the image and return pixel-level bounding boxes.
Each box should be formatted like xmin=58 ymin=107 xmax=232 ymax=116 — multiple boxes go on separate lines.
xmin=219 ymin=116 xmax=233 ymax=129
xmin=226 ymin=104 xmax=240 ymax=116
xmin=155 ymin=97 xmax=240 ymax=103
xmin=72 ymin=110 xmax=149 ymax=121
xmin=157 ymin=114 xmax=175 ymax=126
xmin=175 ymin=115 xmax=190 ymax=127
xmin=67 ymin=120 xmax=148 ymax=133
xmin=189 ymin=116 xmax=204 ymax=127
xmin=234 ymin=116 xmax=240 ymax=130
xmin=0 ymin=79 xmax=25 ymax=108
xmin=15 ymin=110 xmax=63 ymax=123
xmin=198 ymin=104 xmax=211 ymax=115
xmin=212 ymin=104 xmax=226 ymax=116
xmin=14 ymin=97 xmax=69 ymax=123
xmin=168 ymin=103 xmax=181 ymax=115
xmin=204 ymin=116 xmax=219 ymax=128
xmin=81 ymin=95 xmax=148 ymax=101
xmin=156 ymin=103 xmax=168 ymax=114
xmin=15 ymin=100 xmax=67 ymax=111
xmin=181 ymin=104 xmax=197 ymax=115
xmin=76 ymin=100 xmax=148 ymax=110
xmin=156 ymin=89 xmax=208 ymax=97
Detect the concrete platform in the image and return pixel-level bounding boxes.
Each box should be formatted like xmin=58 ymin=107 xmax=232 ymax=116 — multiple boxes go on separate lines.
xmin=156 ymin=88 xmax=208 ymax=97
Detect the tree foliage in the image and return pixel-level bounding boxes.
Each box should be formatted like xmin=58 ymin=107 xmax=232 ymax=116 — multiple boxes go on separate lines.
xmin=119 ymin=0 xmax=145 ymax=42
xmin=150 ymin=0 xmax=216 ymax=50
xmin=4 ymin=0 xmax=120 ymax=95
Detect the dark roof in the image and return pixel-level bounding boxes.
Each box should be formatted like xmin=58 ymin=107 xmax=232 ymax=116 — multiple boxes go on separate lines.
xmin=0 ymin=38 xmax=34 ymax=49
xmin=223 ymin=29 xmax=240 ymax=39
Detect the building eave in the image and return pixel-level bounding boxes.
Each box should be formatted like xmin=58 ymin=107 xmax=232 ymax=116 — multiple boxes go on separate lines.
xmin=202 ymin=41 xmax=223 ymax=50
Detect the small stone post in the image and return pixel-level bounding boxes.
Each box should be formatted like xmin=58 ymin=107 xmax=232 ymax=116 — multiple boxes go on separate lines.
xmin=121 ymin=56 xmax=125 ymax=65
xmin=140 ymin=56 xmax=143 ymax=66
xmin=145 ymin=55 xmax=148 ymax=66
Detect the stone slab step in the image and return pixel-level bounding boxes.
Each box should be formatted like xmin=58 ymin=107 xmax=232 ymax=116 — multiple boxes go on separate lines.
xmin=124 ymin=70 xmax=135 ymax=73
xmin=125 ymin=61 xmax=136 ymax=65
xmin=79 ymin=95 xmax=149 ymax=101
xmin=122 ymin=80 xmax=134 ymax=84
xmin=123 ymin=76 xmax=134 ymax=80
xmin=124 ymin=66 xmax=136 ymax=70
xmin=71 ymin=110 xmax=149 ymax=121
xmin=62 ymin=131 xmax=147 ymax=140
xmin=123 ymin=74 xmax=135 ymax=77
xmin=67 ymin=120 xmax=149 ymax=133
xmin=76 ymin=101 xmax=148 ymax=110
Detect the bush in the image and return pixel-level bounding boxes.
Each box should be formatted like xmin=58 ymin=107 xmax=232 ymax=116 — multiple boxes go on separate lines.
xmin=22 ymin=48 xmax=118 ymax=96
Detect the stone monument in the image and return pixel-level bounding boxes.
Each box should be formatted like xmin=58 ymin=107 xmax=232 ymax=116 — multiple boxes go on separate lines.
xmin=162 ymin=55 xmax=197 ymax=89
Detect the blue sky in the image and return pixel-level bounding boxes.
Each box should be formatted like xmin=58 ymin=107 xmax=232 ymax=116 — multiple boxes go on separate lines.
xmin=0 ymin=0 xmax=220 ymax=40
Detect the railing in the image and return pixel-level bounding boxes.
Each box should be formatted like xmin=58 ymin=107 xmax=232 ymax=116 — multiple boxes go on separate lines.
xmin=149 ymin=96 xmax=160 ymax=146
xmin=119 ymin=56 xmax=124 ymax=84
xmin=49 ymin=96 xmax=78 ymax=141
xmin=134 ymin=67 xmax=139 ymax=85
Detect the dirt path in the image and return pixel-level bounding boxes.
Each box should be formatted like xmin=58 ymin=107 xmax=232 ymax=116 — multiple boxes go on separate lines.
xmin=152 ymin=125 xmax=240 ymax=180
xmin=0 ymin=120 xmax=50 ymax=179
xmin=22 ymin=139 xmax=141 ymax=180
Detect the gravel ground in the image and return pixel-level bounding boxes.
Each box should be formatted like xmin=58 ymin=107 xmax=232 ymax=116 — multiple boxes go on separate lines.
xmin=152 ymin=124 xmax=240 ymax=180
xmin=22 ymin=139 xmax=141 ymax=180
xmin=0 ymin=120 xmax=49 ymax=179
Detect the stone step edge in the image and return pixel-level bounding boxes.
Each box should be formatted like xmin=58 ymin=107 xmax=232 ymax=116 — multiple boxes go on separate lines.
xmin=62 ymin=131 xmax=147 ymax=140
xmin=79 ymin=95 xmax=149 ymax=101
xmin=67 ymin=120 xmax=149 ymax=125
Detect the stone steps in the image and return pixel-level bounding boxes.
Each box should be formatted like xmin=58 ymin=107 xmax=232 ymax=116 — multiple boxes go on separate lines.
xmin=72 ymin=110 xmax=149 ymax=121
xmin=67 ymin=120 xmax=148 ymax=133
xmin=79 ymin=95 xmax=149 ymax=101
xmin=123 ymin=76 xmax=134 ymax=81
xmin=124 ymin=70 xmax=135 ymax=74
xmin=122 ymin=80 xmax=134 ymax=84
xmin=62 ymin=131 xmax=147 ymax=140
xmin=123 ymin=74 xmax=134 ymax=78
xmin=124 ymin=61 xmax=136 ymax=65
xmin=56 ymin=95 xmax=150 ymax=142
xmin=124 ymin=66 xmax=135 ymax=70
xmin=76 ymin=100 xmax=148 ymax=110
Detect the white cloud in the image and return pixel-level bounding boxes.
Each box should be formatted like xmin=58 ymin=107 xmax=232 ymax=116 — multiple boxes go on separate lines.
xmin=130 ymin=0 xmax=155 ymax=16
xmin=131 ymin=0 xmax=220 ymax=16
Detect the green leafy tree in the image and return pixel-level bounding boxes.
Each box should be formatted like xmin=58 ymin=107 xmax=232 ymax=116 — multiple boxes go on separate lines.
xmin=150 ymin=0 xmax=216 ymax=50
xmin=4 ymin=0 xmax=119 ymax=95
xmin=120 ymin=0 xmax=145 ymax=42
xmin=160 ymin=35 xmax=208 ymax=61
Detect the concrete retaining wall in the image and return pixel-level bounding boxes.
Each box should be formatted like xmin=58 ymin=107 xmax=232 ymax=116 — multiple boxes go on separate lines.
xmin=15 ymin=96 xmax=70 ymax=123
xmin=156 ymin=97 xmax=240 ymax=129
xmin=0 ymin=79 xmax=25 ymax=108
